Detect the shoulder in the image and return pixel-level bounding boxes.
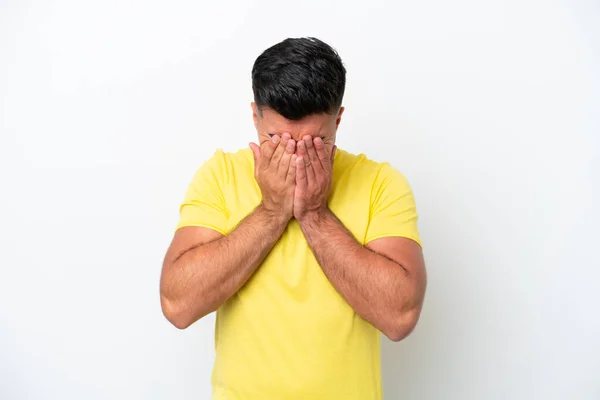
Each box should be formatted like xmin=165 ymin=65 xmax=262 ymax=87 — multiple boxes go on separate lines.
xmin=335 ymin=148 xmax=408 ymax=186
xmin=222 ymin=147 xmax=254 ymax=168
xmin=195 ymin=148 xmax=252 ymax=181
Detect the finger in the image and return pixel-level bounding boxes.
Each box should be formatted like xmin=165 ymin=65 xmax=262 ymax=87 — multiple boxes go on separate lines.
xmin=303 ymin=135 xmax=321 ymax=175
xmin=313 ymin=137 xmax=330 ymax=172
xmin=297 ymin=137 xmax=307 ymax=159
xmin=271 ymin=132 xmax=290 ymax=168
xmin=331 ymin=145 xmax=337 ymax=168
xmin=260 ymin=134 xmax=280 ymax=167
xmin=278 ymin=138 xmax=295 ymax=177
xmin=296 ymin=155 xmax=308 ymax=188
xmin=297 ymin=139 xmax=315 ymax=181
xmin=249 ymin=142 xmax=261 ymax=174
xmin=287 ymin=154 xmax=297 ymax=184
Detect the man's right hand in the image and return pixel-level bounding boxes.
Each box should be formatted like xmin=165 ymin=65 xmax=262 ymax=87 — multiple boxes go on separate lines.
xmin=162 ymin=132 xmax=297 ymax=329
xmin=249 ymin=133 xmax=297 ymax=222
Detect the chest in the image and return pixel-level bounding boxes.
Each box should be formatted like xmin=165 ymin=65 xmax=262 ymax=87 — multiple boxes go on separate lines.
xmin=223 ymin=171 xmax=373 ymax=245
xmin=219 ymin=163 xmax=377 ymax=309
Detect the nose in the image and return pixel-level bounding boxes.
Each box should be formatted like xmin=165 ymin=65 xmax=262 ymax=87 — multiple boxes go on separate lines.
xmin=286 ymin=132 xmax=304 ymax=143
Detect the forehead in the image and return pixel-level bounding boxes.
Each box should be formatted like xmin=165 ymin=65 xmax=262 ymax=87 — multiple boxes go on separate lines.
xmin=259 ymin=108 xmax=335 ymax=139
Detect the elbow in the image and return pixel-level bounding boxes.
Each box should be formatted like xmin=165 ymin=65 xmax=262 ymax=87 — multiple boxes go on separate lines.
xmin=160 ymin=295 xmax=194 ymax=330
xmin=383 ymin=309 xmax=421 ymax=342
xmin=169 ymin=316 xmax=193 ymax=331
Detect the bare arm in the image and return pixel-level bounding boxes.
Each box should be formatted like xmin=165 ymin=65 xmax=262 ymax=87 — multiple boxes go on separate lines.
xmin=160 ymin=205 xmax=288 ymax=329
xmin=160 ymin=132 xmax=297 ymax=329
xmin=298 ymin=208 xmax=426 ymax=341
xmin=293 ymin=135 xmax=426 ymax=341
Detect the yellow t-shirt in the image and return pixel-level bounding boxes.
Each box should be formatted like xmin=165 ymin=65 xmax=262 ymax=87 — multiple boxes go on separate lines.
xmin=177 ymin=147 xmax=420 ymax=400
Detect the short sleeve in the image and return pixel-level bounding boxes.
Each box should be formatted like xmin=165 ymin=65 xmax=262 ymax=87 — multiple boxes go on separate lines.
xmin=364 ymin=163 xmax=421 ymax=247
xmin=175 ymin=150 xmax=229 ymax=234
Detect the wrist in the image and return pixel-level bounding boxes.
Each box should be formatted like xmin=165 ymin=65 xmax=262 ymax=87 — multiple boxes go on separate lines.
xmin=297 ymin=206 xmax=330 ymax=226
xmin=257 ymin=202 xmax=291 ymax=228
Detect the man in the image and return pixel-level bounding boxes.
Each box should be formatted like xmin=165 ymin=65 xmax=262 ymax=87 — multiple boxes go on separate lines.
xmin=160 ymin=37 xmax=427 ymax=400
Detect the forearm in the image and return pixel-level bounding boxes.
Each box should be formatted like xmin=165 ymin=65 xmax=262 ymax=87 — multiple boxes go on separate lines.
xmin=162 ymin=204 xmax=287 ymax=328
xmin=298 ymin=208 xmax=420 ymax=340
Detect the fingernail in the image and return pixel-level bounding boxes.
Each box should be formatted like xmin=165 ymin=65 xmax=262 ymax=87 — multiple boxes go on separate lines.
xmin=287 ymin=139 xmax=295 ymax=148
xmin=272 ymin=135 xmax=279 ymax=143
xmin=314 ymin=137 xmax=323 ymax=146
xmin=282 ymin=132 xmax=291 ymax=140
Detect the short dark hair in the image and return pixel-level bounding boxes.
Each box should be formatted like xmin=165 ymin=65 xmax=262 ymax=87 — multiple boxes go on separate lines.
xmin=252 ymin=37 xmax=346 ymax=120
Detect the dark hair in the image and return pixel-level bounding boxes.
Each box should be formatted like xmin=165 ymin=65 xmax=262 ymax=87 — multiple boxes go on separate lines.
xmin=252 ymin=37 xmax=346 ymax=120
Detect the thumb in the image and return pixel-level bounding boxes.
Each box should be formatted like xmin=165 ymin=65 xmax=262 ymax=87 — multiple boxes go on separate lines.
xmin=249 ymin=142 xmax=261 ymax=164
xmin=249 ymin=142 xmax=261 ymax=175
xmin=331 ymin=145 xmax=337 ymax=164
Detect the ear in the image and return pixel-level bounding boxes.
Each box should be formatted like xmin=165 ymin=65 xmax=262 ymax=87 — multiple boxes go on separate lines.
xmin=251 ymin=102 xmax=260 ymax=127
xmin=335 ymin=106 xmax=345 ymax=128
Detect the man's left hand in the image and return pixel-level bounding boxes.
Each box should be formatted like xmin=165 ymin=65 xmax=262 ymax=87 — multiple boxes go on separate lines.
xmin=293 ymin=135 xmax=336 ymax=221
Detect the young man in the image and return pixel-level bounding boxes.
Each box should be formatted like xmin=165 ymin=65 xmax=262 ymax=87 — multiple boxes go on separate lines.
xmin=160 ymin=37 xmax=427 ymax=400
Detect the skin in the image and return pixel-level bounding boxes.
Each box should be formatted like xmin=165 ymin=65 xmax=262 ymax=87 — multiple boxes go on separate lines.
xmin=160 ymin=103 xmax=427 ymax=341
xmin=160 ymin=134 xmax=294 ymax=329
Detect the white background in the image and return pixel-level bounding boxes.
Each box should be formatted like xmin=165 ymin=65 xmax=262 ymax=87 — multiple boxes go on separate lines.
xmin=1 ymin=0 xmax=599 ymax=399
